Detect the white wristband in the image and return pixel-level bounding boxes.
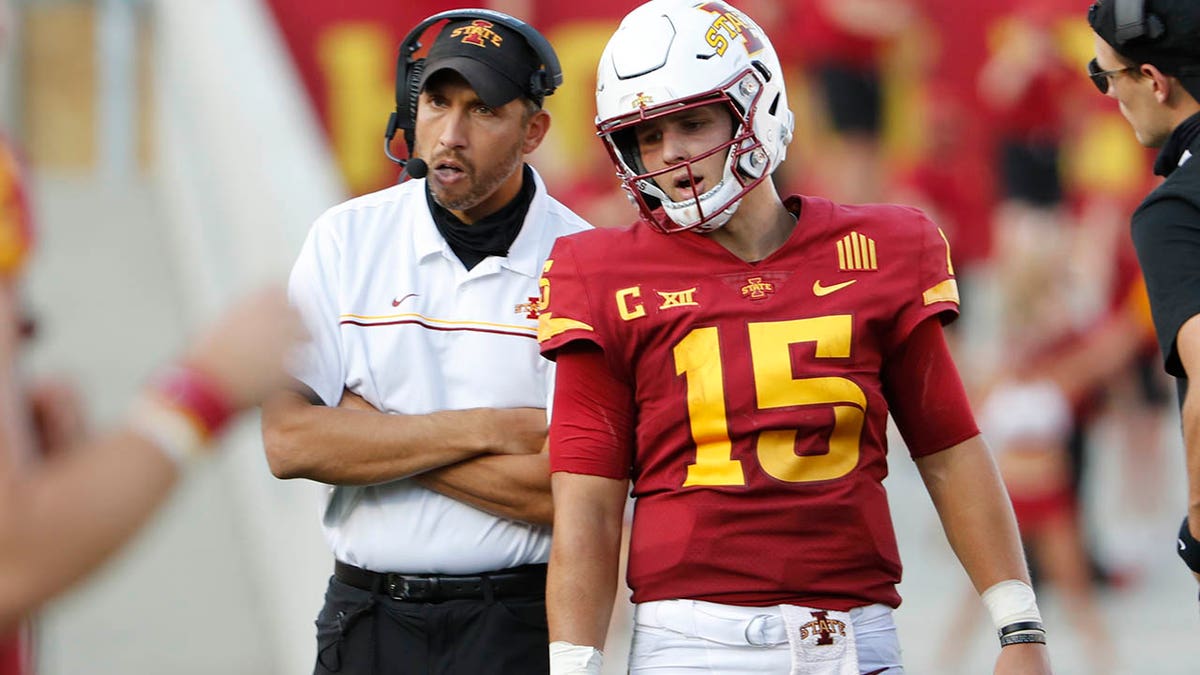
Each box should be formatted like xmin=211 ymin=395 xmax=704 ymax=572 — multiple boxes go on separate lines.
xmin=126 ymin=395 xmax=209 ymax=469
xmin=549 ymin=641 xmax=602 ymax=675
xmin=981 ymin=579 xmax=1042 ymax=631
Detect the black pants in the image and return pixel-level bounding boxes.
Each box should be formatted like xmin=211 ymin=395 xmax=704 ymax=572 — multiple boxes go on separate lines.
xmin=313 ymin=576 xmax=550 ymax=675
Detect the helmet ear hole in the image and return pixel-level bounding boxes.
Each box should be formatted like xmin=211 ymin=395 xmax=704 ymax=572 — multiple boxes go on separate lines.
xmin=751 ymin=60 xmax=772 ymax=82
xmin=612 ymin=128 xmax=647 ymax=175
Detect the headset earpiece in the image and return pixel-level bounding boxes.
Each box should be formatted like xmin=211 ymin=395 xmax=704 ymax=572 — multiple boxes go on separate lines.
xmin=1114 ymin=0 xmax=1165 ymax=45
xmin=384 ymin=9 xmax=563 ymax=168
xmin=405 ymin=59 xmax=426 ymax=126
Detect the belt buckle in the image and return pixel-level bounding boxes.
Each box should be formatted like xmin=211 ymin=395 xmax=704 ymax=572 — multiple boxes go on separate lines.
xmin=388 ymin=576 xmax=437 ymax=601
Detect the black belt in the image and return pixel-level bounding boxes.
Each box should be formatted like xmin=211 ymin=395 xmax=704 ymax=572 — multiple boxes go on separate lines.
xmin=334 ymin=560 xmax=547 ymax=602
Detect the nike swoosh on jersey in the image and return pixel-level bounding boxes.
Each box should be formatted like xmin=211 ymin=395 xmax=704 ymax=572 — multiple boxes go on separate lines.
xmin=812 ymin=279 xmax=857 ymax=296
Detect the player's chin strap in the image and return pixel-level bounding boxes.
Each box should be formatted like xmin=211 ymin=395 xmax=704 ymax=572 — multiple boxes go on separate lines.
xmin=549 ymin=641 xmax=602 ymax=675
xmin=982 ymin=580 xmax=1047 ymax=648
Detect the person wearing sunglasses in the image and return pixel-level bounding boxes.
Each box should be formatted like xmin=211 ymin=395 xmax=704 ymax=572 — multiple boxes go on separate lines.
xmin=1087 ymin=0 xmax=1200 ymax=588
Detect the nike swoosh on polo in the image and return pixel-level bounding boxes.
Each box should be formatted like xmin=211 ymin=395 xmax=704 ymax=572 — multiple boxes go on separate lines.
xmin=812 ymin=279 xmax=857 ymax=296
xmin=392 ymin=293 xmax=419 ymax=307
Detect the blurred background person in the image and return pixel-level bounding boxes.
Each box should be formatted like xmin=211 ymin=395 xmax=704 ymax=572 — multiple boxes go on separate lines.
xmin=786 ymin=0 xmax=920 ymax=205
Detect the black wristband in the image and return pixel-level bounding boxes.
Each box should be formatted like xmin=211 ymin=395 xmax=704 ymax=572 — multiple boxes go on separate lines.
xmin=999 ymin=631 xmax=1046 ymax=647
xmin=998 ymin=620 xmax=1044 ymax=637
xmin=1177 ymin=516 xmax=1200 ymax=574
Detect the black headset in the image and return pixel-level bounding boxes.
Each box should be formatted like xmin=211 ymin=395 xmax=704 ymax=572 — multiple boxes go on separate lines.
xmin=383 ymin=8 xmax=564 ymax=169
xmin=1113 ymin=0 xmax=1165 ymax=45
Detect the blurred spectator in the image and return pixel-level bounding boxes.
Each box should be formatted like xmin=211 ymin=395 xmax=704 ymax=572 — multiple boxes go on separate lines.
xmin=791 ymin=0 xmax=920 ymax=204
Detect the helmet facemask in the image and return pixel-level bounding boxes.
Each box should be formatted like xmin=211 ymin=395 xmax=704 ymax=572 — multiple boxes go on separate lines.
xmin=599 ymin=67 xmax=775 ymax=234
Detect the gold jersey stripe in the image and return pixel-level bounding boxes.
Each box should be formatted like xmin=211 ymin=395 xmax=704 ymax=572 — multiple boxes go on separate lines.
xmin=936 ymin=227 xmax=955 ymax=275
xmin=922 ymin=279 xmax=960 ymax=306
xmin=537 ymin=313 xmax=595 ymax=343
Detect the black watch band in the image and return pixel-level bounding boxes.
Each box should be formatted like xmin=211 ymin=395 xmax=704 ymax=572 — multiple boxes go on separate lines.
xmin=999 ymin=631 xmax=1047 ymax=647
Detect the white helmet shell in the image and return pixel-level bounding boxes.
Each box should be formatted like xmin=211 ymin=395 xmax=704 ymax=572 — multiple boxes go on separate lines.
xmin=595 ymin=0 xmax=794 ymax=233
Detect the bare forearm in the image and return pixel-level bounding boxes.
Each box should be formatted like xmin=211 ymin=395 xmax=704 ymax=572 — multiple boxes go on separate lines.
xmin=414 ymin=453 xmax=552 ymax=525
xmin=262 ymin=392 xmax=488 ymax=485
xmin=0 ymin=429 xmax=178 ymax=629
xmin=547 ymin=473 xmax=626 ymax=648
xmin=916 ymin=436 xmax=1030 ymax=592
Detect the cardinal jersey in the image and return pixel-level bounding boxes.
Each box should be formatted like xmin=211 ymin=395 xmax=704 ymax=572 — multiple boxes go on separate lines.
xmin=538 ymin=196 xmax=960 ymax=610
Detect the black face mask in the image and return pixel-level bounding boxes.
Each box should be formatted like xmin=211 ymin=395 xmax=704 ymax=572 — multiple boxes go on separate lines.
xmin=1154 ymin=111 xmax=1200 ymax=177
xmin=426 ymin=164 xmax=536 ymax=270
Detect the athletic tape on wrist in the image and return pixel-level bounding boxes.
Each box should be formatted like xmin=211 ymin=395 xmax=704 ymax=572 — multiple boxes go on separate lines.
xmin=981 ymin=579 xmax=1042 ymax=632
xmin=1177 ymin=516 xmax=1200 ymax=573
xmin=126 ymin=395 xmax=209 ymax=469
xmin=549 ymin=641 xmax=603 ymax=675
xmin=150 ymin=365 xmax=236 ymax=438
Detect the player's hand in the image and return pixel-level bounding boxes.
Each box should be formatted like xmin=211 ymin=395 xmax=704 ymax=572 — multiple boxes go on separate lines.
xmin=481 ymin=407 xmax=547 ymax=455
xmin=994 ymin=642 xmax=1052 ymax=674
xmin=181 ymin=286 xmax=306 ymax=411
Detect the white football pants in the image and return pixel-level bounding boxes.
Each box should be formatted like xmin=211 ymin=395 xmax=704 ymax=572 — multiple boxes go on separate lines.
xmin=628 ymin=599 xmax=903 ymax=674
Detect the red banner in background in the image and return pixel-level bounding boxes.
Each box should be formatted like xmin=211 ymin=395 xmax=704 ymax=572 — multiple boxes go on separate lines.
xmin=263 ymin=0 xmax=643 ymax=199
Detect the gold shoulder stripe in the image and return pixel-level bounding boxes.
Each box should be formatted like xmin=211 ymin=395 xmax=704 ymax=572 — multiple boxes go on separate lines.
xmin=537 ymin=313 xmax=595 ymax=343
xmin=922 ymin=279 xmax=960 ymax=306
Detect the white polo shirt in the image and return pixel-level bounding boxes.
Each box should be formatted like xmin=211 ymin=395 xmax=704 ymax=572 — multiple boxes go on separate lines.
xmin=287 ymin=167 xmax=590 ymax=574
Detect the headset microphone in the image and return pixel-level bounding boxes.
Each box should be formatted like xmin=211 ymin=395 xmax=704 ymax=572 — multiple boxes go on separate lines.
xmin=403 ymin=158 xmax=428 ymax=180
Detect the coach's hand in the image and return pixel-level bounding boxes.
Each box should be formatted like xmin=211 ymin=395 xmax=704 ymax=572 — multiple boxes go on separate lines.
xmin=337 ymin=388 xmax=546 ymax=456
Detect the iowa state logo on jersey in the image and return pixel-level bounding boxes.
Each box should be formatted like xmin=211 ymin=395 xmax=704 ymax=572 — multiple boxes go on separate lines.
xmin=740 ymin=276 xmax=775 ymax=300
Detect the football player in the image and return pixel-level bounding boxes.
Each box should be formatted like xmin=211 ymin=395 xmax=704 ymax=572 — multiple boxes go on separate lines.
xmin=538 ymin=1 xmax=1053 ymax=673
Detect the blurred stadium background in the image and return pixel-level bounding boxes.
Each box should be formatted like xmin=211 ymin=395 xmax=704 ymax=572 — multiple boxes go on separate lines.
xmin=3 ymin=0 xmax=1196 ymax=672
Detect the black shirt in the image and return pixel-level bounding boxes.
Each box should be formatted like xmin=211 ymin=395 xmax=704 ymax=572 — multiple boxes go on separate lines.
xmin=1130 ymin=113 xmax=1200 ymax=387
